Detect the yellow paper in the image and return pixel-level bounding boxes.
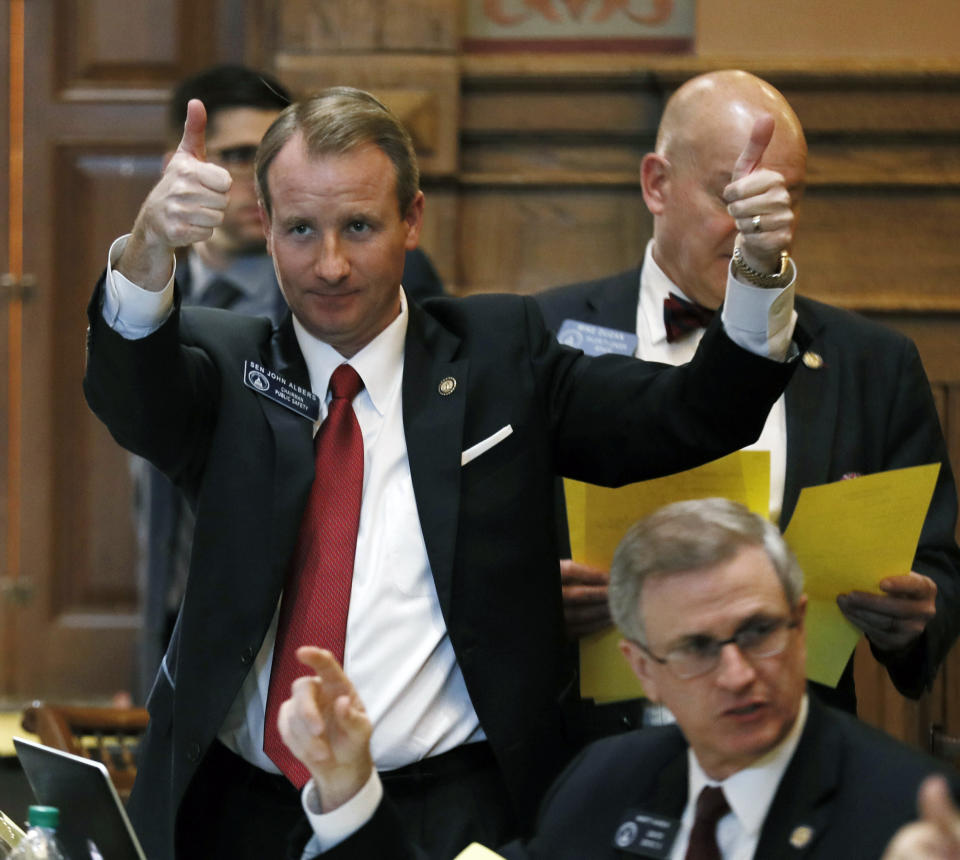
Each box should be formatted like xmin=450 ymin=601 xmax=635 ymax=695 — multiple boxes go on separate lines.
xmin=454 ymin=844 xmax=507 ymax=859
xmin=569 ymin=451 xmax=770 ymax=702
xmin=783 ymin=463 xmax=940 ymax=687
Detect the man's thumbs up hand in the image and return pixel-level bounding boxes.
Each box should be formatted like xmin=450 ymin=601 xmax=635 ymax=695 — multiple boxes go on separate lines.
xmin=118 ymin=99 xmax=233 ymax=289
xmin=723 ymin=114 xmax=796 ymax=275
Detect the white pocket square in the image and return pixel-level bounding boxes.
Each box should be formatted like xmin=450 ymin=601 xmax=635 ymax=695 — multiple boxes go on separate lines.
xmin=461 ymin=424 xmax=514 ymax=466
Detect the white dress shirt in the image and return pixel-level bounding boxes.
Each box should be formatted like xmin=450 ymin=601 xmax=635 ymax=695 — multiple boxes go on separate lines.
xmin=103 ymin=236 xmax=484 ymax=779
xmin=637 ymin=240 xmax=789 ymax=523
xmin=672 ymin=695 xmax=809 ymax=860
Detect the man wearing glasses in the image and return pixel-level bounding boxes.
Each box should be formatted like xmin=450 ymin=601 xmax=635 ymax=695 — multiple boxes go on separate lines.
xmin=279 ymin=498 xmax=957 ymax=859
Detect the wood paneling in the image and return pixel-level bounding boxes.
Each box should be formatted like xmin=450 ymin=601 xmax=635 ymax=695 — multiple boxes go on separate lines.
xmin=3 ymin=0 xmax=218 ymax=701
xmin=0 ymin=0 xmax=12 ymax=694
xmin=51 ymin=147 xmax=162 ymax=612
xmin=456 ymin=187 xmax=648 ymax=294
xmin=277 ymin=54 xmax=461 ymax=176
xmin=275 ymin=0 xmax=457 ymax=53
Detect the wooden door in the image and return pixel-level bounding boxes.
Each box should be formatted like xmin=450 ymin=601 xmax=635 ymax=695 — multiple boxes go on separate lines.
xmin=1 ymin=0 xmax=234 ymax=701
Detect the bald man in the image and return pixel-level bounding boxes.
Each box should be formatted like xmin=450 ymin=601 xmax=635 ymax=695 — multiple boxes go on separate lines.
xmin=537 ymin=70 xmax=960 ymax=726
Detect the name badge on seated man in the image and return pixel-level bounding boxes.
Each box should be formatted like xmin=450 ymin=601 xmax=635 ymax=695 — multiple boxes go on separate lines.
xmin=612 ymin=809 xmax=680 ymax=858
xmin=557 ymin=319 xmax=638 ymax=357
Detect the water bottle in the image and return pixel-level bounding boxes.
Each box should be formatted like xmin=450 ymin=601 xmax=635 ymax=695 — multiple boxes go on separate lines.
xmin=9 ymin=806 xmax=68 ymax=860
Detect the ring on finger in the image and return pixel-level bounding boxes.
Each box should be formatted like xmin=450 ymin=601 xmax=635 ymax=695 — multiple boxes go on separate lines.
xmin=751 ymin=215 xmax=762 ymax=232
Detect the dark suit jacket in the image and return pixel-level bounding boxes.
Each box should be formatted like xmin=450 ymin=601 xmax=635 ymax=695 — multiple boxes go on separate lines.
xmin=84 ymin=278 xmax=797 ymax=860
xmin=133 ymin=248 xmax=444 ymax=701
xmin=313 ymin=697 xmax=959 ymax=859
xmin=536 ymin=268 xmax=960 ymax=711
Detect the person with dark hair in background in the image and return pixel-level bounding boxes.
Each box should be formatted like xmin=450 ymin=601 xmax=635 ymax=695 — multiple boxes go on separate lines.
xmin=133 ymin=67 xmax=445 ymax=703
xmin=280 ymin=499 xmax=960 ymax=860
xmin=87 ymin=86 xmax=801 ymax=859
xmin=537 ymin=70 xmax=960 ymax=735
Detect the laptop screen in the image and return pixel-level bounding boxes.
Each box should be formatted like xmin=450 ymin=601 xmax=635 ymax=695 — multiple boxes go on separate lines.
xmin=13 ymin=737 xmax=146 ymax=860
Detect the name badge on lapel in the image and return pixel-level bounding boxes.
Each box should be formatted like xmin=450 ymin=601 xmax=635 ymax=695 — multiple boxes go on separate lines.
xmin=557 ymin=319 xmax=638 ymax=357
xmin=611 ymin=809 xmax=680 ymax=858
xmin=243 ymin=360 xmax=320 ymax=422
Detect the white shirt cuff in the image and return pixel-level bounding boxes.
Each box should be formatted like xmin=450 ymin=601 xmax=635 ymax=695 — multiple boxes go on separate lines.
xmin=301 ymin=770 xmax=384 ymax=855
xmin=101 ymin=234 xmax=176 ymax=339
xmin=720 ymin=258 xmax=798 ymax=362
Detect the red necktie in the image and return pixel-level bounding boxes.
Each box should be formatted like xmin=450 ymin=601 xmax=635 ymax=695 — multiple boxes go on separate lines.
xmin=663 ymin=293 xmax=716 ymax=343
xmin=684 ymin=786 xmax=730 ymax=860
xmin=263 ymin=363 xmax=365 ymax=786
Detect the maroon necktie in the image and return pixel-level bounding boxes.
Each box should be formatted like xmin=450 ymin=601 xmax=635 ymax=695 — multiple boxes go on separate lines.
xmin=684 ymin=786 xmax=730 ymax=860
xmin=263 ymin=363 xmax=365 ymax=787
xmin=663 ymin=293 xmax=716 ymax=343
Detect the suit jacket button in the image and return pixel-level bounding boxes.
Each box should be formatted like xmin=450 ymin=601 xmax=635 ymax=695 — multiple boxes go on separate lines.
xmin=187 ymin=742 xmax=201 ymax=763
xmin=241 ymin=647 xmax=255 ymax=665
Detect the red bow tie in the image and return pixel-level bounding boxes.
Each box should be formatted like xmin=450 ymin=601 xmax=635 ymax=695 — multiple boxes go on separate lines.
xmin=663 ymin=293 xmax=716 ymax=343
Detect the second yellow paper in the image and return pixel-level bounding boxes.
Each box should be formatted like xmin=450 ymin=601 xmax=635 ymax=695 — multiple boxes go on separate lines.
xmin=569 ymin=451 xmax=770 ymax=703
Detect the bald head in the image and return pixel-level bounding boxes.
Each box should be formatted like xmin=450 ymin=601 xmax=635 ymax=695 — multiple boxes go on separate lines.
xmin=641 ymin=70 xmax=807 ymax=309
xmin=657 ymin=70 xmax=806 ymax=169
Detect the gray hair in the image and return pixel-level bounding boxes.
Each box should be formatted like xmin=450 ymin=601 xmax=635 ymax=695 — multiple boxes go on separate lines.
xmin=255 ymin=86 xmax=419 ymax=218
xmin=608 ymin=498 xmax=803 ymax=644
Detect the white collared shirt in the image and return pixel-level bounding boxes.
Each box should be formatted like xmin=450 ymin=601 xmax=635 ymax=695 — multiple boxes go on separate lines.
xmin=102 ymin=236 xmax=484 ymax=776
xmin=636 ymin=240 xmax=789 ymax=523
xmin=672 ymin=695 xmax=809 ymax=860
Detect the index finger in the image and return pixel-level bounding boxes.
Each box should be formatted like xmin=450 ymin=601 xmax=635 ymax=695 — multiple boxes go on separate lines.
xmin=178 ymin=98 xmax=207 ymax=161
xmin=730 ymin=114 xmax=775 ymax=182
xmin=296 ymin=646 xmax=348 ymax=680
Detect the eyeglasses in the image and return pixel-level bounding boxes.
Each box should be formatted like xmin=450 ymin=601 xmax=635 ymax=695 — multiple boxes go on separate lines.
xmin=633 ymin=615 xmax=799 ymax=680
xmin=208 ymin=144 xmax=259 ymax=173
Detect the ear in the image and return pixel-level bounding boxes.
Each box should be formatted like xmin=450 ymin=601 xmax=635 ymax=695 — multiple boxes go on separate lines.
xmin=258 ymin=201 xmax=273 ymax=256
xmin=402 ymin=190 xmax=425 ymax=250
xmin=620 ymin=638 xmax=660 ymax=703
xmin=641 ymin=152 xmax=670 ymax=216
xmin=794 ymin=594 xmax=808 ymax=639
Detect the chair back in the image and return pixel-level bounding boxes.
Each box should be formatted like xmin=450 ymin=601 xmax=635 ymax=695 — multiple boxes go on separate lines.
xmin=21 ymin=703 xmax=149 ymax=802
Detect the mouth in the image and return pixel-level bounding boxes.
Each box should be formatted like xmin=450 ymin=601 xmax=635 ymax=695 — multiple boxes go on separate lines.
xmin=723 ymin=701 xmax=767 ymax=719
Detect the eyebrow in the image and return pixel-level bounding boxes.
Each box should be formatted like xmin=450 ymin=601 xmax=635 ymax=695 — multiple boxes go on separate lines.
xmin=662 ymin=612 xmax=781 ymax=650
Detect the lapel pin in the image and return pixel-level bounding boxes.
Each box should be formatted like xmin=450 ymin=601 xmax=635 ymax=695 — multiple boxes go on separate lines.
xmin=789 ymin=825 xmax=814 ymax=849
xmin=438 ymin=376 xmax=457 ymax=396
xmin=802 ymin=351 xmax=824 ymax=370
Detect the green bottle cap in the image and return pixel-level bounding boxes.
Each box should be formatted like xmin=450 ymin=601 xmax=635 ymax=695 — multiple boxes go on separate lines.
xmin=26 ymin=806 xmax=58 ymax=829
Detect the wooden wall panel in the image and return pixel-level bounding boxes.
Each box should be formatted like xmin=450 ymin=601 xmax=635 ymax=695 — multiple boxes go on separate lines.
xmin=54 ymin=0 xmax=222 ymax=97
xmin=277 ymin=55 xmax=461 ymax=176
xmin=455 ymin=187 xmax=648 ymax=294
xmin=276 ymin=0 xmax=457 ymax=53
xmin=793 ymin=190 xmax=960 ymax=311
xmin=0 ymin=0 xmax=11 ymax=694
xmin=51 ymin=147 xmax=163 ymax=611
xmin=4 ymin=0 xmax=224 ymax=701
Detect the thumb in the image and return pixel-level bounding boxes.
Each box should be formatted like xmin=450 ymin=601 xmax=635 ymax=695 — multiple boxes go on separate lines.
xmin=731 ymin=114 xmax=774 ymax=182
xmin=178 ymin=98 xmax=207 ymax=161
xmin=919 ymin=775 xmax=960 ymax=839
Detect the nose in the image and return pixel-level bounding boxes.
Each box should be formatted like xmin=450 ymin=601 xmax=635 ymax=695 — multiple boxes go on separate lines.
xmin=314 ymin=235 xmax=350 ymax=284
xmin=713 ymin=642 xmax=757 ymax=691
